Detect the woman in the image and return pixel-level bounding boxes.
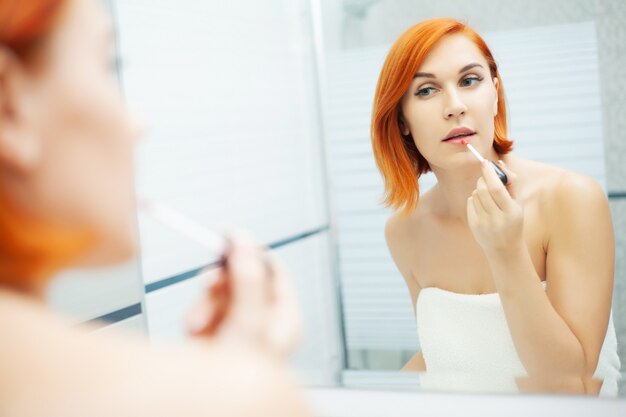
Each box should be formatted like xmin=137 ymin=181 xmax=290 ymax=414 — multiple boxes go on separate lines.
xmin=372 ymin=18 xmax=621 ymax=395
xmin=0 ymin=0 xmax=309 ymax=415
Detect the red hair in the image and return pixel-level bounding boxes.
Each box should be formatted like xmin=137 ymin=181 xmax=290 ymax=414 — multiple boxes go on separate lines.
xmin=371 ymin=18 xmax=513 ymax=215
xmin=0 ymin=193 xmax=96 ymax=293
xmin=0 ymin=0 xmax=66 ymax=61
xmin=0 ymin=0 xmax=96 ymax=292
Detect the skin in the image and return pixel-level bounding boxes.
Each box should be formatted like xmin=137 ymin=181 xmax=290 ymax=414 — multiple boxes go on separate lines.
xmin=0 ymin=0 xmax=309 ymax=415
xmin=387 ymin=34 xmax=615 ymax=393
xmin=0 ymin=0 xmax=139 ymax=269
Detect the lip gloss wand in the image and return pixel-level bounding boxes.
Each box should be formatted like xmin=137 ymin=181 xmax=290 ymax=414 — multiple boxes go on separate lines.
xmin=461 ymin=139 xmax=508 ymax=185
xmin=137 ymin=199 xmax=228 ymax=285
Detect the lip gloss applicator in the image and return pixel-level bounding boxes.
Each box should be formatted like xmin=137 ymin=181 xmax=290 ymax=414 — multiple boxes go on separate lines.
xmin=138 ymin=199 xmax=228 ymax=286
xmin=138 ymin=199 xmax=227 ymax=255
xmin=461 ymin=139 xmax=508 ymax=185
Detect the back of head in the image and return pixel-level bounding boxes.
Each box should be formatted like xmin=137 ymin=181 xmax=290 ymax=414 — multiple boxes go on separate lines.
xmin=0 ymin=0 xmax=94 ymax=294
xmin=0 ymin=0 xmax=65 ymax=62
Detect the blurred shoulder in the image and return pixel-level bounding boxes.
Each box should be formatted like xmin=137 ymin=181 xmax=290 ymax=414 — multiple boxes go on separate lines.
xmin=0 ymin=289 xmax=311 ymax=417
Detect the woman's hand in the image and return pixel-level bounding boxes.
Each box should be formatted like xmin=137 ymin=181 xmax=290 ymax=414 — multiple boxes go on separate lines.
xmin=467 ymin=160 xmax=524 ymax=253
xmin=184 ymin=232 xmax=303 ymax=360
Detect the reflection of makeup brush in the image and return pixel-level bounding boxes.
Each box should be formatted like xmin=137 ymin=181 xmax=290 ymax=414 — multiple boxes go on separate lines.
xmin=461 ymin=139 xmax=508 ymax=185
xmin=138 ymin=199 xmax=227 ymax=256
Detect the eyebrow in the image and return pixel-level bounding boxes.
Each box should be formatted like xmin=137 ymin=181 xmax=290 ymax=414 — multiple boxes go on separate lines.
xmin=413 ymin=63 xmax=484 ymax=79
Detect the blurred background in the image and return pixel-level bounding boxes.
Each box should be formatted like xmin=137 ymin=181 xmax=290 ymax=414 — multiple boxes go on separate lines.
xmin=46 ymin=0 xmax=626 ymax=395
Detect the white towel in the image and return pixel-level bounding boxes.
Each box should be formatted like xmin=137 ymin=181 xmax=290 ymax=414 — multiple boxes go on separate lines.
xmin=415 ymin=281 xmax=621 ymax=396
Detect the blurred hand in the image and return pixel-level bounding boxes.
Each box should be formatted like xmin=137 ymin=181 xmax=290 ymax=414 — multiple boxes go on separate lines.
xmin=185 ymin=231 xmax=303 ymax=360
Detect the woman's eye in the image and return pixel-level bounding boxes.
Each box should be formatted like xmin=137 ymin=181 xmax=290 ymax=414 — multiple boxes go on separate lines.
xmin=416 ymin=86 xmax=437 ymax=97
xmin=460 ymin=76 xmax=482 ymax=87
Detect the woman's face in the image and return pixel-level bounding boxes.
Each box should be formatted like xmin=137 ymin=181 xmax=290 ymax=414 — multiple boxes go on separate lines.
xmin=399 ymin=33 xmax=499 ymax=171
xmin=0 ymin=0 xmax=141 ymax=264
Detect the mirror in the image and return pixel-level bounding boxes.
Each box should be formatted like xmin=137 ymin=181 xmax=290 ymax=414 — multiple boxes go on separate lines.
xmin=317 ymin=0 xmax=626 ymax=397
xmin=89 ymin=0 xmax=625 ymax=401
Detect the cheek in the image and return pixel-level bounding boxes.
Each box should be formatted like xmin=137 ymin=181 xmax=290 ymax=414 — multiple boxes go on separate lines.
xmin=470 ymin=85 xmax=497 ymax=115
xmin=468 ymin=89 xmax=497 ymax=134
xmin=405 ymin=101 xmax=440 ymax=148
xmin=66 ymin=77 xmax=131 ymax=166
xmin=37 ymin=68 xmax=136 ymax=231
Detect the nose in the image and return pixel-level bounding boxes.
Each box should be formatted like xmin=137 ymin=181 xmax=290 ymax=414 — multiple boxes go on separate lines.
xmin=443 ymin=89 xmax=467 ymax=120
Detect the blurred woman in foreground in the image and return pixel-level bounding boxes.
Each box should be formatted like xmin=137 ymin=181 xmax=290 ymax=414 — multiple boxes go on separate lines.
xmin=0 ymin=0 xmax=309 ymax=415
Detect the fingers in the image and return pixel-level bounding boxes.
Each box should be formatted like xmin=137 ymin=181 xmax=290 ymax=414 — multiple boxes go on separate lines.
xmin=186 ymin=268 xmax=229 ymax=335
xmin=225 ymin=231 xmax=271 ymax=343
xmin=266 ymin=255 xmax=303 ymax=356
xmin=497 ymin=159 xmax=518 ymax=199
xmin=185 ymin=230 xmax=302 ymax=358
xmin=186 ymin=295 xmax=214 ymax=334
xmin=480 ymin=160 xmax=514 ymax=211
xmin=474 ymin=176 xmax=501 ymax=212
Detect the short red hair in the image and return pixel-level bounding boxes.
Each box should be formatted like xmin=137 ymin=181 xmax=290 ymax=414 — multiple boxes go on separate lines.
xmin=0 ymin=0 xmax=66 ymax=61
xmin=371 ymin=18 xmax=513 ymax=215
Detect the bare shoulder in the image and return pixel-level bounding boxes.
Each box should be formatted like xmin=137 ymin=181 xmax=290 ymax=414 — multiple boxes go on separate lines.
xmin=384 ymin=193 xmax=431 ymax=248
xmin=384 ymin=211 xmax=410 ymax=245
xmin=549 ymin=169 xmax=607 ymax=210
xmin=384 ymin=193 xmax=435 ymax=283
xmin=384 ymin=211 xmax=413 ymax=276
xmin=506 ymin=156 xmax=606 ymax=208
xmin=507 ymin=156 xmax=610 ymax=242
xmin=535 ymin=166 xmax=605 ymax=216
xmin=0 ymin=290 xmax=310 ymax=417
xmin=544 ymin=167 xmax=611 ymax=243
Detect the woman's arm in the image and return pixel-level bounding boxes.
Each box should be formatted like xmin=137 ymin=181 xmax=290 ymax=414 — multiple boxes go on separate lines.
xmin=385 ymin=214 xmax=425 ymax=372
xmin=468 ymin=161 xmax=614 ymax=383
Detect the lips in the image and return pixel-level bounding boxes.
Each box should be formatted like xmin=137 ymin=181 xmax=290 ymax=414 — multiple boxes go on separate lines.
xmin=444 ymin=136 xmax=474 ymax=145
xmin=443 ymin=127 xmax=476 ymax=142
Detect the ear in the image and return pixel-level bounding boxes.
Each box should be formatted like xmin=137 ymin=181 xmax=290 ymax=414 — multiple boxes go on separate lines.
xmin=492 ymin=77 xmax=499 ymax=118
xmin=398 ymin=114 xmax=411 ymax=136
xmin=0 ymin=47 xmax=42 ymax=174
